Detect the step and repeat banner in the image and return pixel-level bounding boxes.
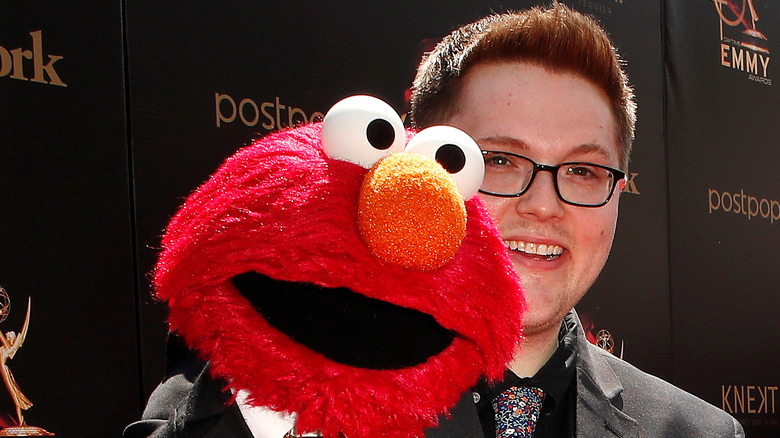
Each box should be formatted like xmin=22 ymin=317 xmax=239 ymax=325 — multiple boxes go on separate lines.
xmin=0 ymin=1 xmax=139 ymax=437
xmin=666 ymin=1 xmax=779 ymax=436
xmin=1 ymin=0 xmax=776 ymax=436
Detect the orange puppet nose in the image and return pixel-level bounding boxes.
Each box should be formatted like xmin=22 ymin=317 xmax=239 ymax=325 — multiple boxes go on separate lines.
xmin=358 ymin=152 xmax=467 ymax=271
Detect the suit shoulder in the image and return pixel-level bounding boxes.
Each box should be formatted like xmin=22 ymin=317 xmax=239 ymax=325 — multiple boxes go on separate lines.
xmin=595 ymin=346 xmax=715 ymax=409
xmin=584 ymin=343 xmax=744 ymax=437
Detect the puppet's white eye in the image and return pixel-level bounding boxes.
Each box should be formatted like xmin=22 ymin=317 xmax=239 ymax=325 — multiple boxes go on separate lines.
xmin=405 ymin=126 xmax=484 ymax=200
xmin=321 ymin=95 xmax=406 ymax=168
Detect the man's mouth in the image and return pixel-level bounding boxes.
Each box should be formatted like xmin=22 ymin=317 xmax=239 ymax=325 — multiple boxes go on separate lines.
xmin=504 ymin=240 xmax=564 ymax=261
xmin=231 ymin=272 xmax=456 ymax=370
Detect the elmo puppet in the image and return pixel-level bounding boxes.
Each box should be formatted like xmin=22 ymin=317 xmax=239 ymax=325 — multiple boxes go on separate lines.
xmin=129 ymin=96 xmax=525 ymax=438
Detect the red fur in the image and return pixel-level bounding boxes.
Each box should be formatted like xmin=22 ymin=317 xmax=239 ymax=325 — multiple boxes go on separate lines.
xmin=155 ymin=122 xmax=524 ymax=437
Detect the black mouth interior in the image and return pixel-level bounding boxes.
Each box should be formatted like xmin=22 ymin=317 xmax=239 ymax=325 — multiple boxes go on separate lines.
xmin=231 ymin=272 xmax=456 ymax=369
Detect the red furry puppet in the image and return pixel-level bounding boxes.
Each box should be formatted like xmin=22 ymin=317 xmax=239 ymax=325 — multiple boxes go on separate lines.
xmin=124 ymin=96 xmax=525 ymax=438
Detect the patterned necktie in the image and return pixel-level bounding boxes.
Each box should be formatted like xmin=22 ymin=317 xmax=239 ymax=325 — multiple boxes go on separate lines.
xmin=492 ymin=386 xmax=545 ymax=437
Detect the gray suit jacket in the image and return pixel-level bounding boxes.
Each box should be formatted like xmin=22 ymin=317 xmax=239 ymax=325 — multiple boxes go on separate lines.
xmin=125 ymin=313 xmax=744 ymax=438
xmin=572 ymin=331 xmax=744 ymax=437
xmin=427 ymin=311 xmax=744 ymax=438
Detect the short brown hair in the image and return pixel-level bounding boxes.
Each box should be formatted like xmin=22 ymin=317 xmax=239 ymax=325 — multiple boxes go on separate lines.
xmin=411 ymin=4 xmax=636 ymax=170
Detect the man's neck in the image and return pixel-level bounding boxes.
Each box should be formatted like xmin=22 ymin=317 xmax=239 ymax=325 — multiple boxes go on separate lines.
xmin=507 ymin=322 xmax=561 ymax=378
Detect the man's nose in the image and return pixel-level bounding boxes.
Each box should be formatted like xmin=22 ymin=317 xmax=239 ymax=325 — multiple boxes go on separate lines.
xmin=514 ymin=171 xmax=565 ymax=220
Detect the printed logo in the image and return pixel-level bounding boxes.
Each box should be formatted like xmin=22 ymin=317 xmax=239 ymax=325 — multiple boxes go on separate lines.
xmin=0 ymin=30 xmax=66 ymax=87
xmin=215 ymin=92 xmax=325 ymax=132
xmin=0 ymin=286 xmax=55 ymax=435
xmin=622 ymin=170 xmax=640 ymax=195
xmin=708 ymin=188 xmax=779 ymax=224
xmin=722 ymin=385 xmax=779 ymax=429
xmin=580 ymin=312 xmax=625 ymax=359
xmin=722 ymin=385 xmax=778 ymax=415
xmin=714 ymin=0 xmax=771 ymax=85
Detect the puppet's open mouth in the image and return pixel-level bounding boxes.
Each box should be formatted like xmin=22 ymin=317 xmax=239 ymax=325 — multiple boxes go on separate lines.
xmin=231 ymin=272 xmax=456 ymax=370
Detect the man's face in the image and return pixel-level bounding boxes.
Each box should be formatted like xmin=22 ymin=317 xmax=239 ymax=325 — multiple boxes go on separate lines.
xmin=444 ymin=62 xmax=623 ymax=336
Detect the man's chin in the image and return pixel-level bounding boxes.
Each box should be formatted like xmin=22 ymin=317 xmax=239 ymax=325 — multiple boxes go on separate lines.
xmin=519 ymin=299 xmax=574 ymax=337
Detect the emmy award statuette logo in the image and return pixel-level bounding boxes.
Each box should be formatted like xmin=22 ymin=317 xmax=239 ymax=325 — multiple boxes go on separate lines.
xmin=595 ymin=329 xmax=615 ymax=355
xmin=0 ymin=287 xmax=53 ymax=437
xmin=714 ymin=0 xmax=768 ymax=51
xmin=714 ymin=0 xmax=771 ymax=84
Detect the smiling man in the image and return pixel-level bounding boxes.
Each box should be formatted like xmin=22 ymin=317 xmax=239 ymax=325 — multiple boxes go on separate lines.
xmin=412 ymin=4 xmax=744 ymax=437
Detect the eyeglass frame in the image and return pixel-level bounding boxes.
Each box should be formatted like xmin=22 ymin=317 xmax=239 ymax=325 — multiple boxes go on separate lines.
xmin=477 ymin=150 xmax=627 ymax=207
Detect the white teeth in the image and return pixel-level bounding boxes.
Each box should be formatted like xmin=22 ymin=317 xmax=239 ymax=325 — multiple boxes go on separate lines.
xmin=504 ymin=240 xmax=564 ymax=258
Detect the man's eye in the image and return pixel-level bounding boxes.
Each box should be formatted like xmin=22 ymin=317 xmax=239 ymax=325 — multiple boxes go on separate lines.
xmin=565 ymin=165 xmax=598 ymax=179
xmin=487 ymin=155 xmax=510 ymax=166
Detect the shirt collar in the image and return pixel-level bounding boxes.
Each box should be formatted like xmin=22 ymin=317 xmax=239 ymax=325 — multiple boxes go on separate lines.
xmin=475 ymin=311 xmax=579 ymax=413
xmin=235 ymin=389 xmax=296 ymax=438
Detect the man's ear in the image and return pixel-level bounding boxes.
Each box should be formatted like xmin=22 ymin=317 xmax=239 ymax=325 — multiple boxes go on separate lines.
xmin=618 ymin=177 xmax=627 ymax=192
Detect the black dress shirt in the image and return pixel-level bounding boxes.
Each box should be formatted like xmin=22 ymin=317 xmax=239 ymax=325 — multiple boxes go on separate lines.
xmin=474 ymin=313 xmax=578 ymax=437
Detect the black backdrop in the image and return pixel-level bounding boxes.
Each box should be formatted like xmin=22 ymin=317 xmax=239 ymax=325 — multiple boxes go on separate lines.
xmin=0 ymin=2 xmax=138 ymax=437
xmin=0 ymin=0 xmax=777 ymax=436
xmin=666 ymin=1 xmax=779 ymax=434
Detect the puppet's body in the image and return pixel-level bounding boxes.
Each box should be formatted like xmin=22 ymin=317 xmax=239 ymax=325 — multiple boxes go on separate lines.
xmin=127 ymin=97 xmax=524 ymax=438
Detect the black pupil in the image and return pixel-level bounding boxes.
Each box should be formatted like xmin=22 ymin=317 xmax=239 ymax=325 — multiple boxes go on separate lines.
xmin=435 ymin=144 xmax=466 ymax=174
xmin=366 ymin=119 xmax=395 ymax=150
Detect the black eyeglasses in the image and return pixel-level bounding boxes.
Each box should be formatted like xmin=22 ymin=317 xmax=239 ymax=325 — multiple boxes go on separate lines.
xmin=479 ymin=151 xmax=626 ymax=207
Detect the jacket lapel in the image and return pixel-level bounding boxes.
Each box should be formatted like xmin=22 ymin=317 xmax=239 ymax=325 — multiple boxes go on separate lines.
xmin=573 ymin=311 xmax=643 ymax=438
xmin=173 ymin=364 xmax=256 ymax=438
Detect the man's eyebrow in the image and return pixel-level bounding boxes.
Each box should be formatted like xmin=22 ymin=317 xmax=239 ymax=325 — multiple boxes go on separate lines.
xmin=478 ymin=136 xmax=615 ymax=162
xmin=568 ymin=143 xmax=614 ymax=161
xmin=476 ymin=136 xmax=529 ymax=151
